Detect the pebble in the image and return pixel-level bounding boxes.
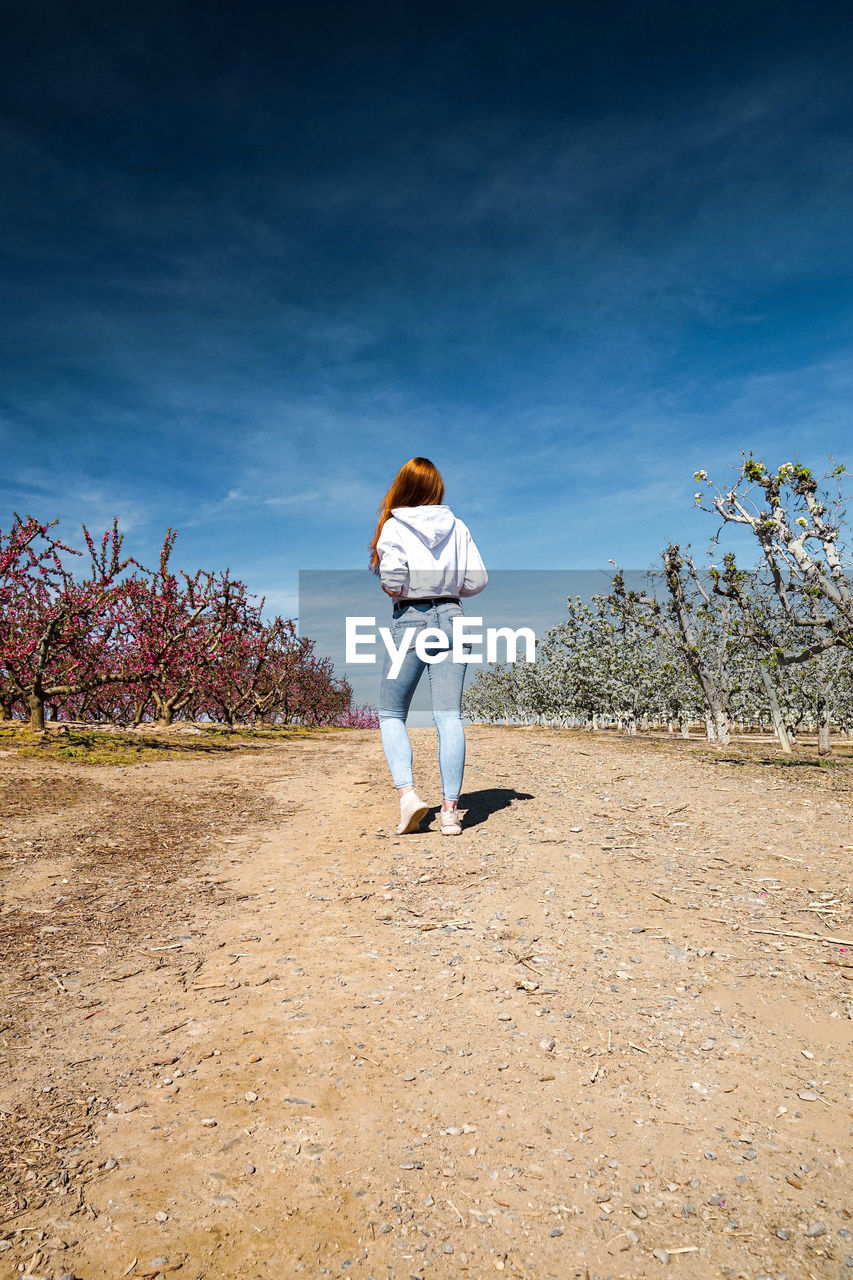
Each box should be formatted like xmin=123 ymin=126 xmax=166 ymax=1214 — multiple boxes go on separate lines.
xmin=498 ymin=1013 xmax=513 ymax=1022
xmin=631 ymin=1205 xmax=648 ymax=1219
xmin=102 ymin=1158 xmax=118 ymax=1170
xmin=441 ymin=1243 xmax=454 ymax=1253
xmin=743 ymin=1149 xmax=757 ymax=1161
xmin=249 ymin=1054 xmax=262 ymax=1063
xmin=244 ymin=1091 xmax=258 ymax=1102
xmin=154 ymin=1211 xmax=169 ymax=1223
xmin=652 ymin=1248 xmax=669 ymax=1263
xmin=201 ymin=1117 xmax=217 ymax=1127
xmin=798 ymin=1090 xmax=819 ymax=1102
xmin=404 ymin=1074 xmax=416 ymax=1082
xmin=151 ymin=1259 xmax=169 ymax=1269
xmin=211 ymin=1194 xmax=237 ymax=1205
xmin=550 ymin=1227 xmax=563 ymax=1237
xmin=775 ymin=1229 xmax=790 ymax=1240
xmin=246 ymin=1164 xmax=256 ymax=1175
xmin=704 ymin=1151 xmax=717 ymax=1160
xmin=805 ymin=1221 xmax=828 ymax=1238
xmin=424 ymin=1195 xmax=435 ymax=1207
xmin=539 ymin=1038 xmax=556 ymax=1052
xmin=804 ymin=970 xmax=816 ymax=981
xmin=845 ymin=1256 xmax=853 ymax=1268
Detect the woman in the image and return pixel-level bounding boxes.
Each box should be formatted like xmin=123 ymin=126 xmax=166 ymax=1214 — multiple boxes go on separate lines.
xmin=369 ymin=457 xmax=488 ymax=836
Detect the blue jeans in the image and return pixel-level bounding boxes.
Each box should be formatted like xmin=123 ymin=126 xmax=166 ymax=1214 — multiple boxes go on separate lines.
xmin=378 ymin=600 xmax=468 ymax=802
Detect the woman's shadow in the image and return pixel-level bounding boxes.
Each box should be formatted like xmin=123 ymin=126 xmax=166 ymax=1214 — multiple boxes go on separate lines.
xmin=429 ymin=787 xmax=533 ymax=830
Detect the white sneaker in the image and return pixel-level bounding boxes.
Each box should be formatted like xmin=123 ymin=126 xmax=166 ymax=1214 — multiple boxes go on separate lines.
xmin=439 ymin=806 xmax=462 ymax=835
xmin=396 ymin=790 xmax=430 ymax=835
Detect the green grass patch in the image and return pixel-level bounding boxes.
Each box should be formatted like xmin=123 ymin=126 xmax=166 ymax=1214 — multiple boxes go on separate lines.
xmin=0 ymin=721 xmax=335 ymax=764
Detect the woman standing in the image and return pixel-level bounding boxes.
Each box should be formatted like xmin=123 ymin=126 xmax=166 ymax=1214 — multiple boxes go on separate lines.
xmin=369 ymin=457 xmax=488 ymax=835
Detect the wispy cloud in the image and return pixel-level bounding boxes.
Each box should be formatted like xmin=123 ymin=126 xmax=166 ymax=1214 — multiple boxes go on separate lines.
xmin=2 ymin=4 xmax=851 ymax=603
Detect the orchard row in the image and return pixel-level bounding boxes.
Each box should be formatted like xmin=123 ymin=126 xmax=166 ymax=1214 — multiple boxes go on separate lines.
xmin=0 ymin=517 xmax=378 ymax=731
xmin=464 ymin=454 xmax=853 ymax=754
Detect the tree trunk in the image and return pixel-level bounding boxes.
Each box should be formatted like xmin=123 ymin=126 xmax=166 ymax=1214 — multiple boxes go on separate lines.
xmin=153 ymin=691 xmax=188 ymax=726
xmin=28 ymin=692 xmax=46 ymax=731
xmin=703 ymin=699 xmax=730 ymax=745
xmin=713 ymin=706 xmax=731 ymax=746
xmin=756 ymin=662 xmax=793 ymax=754
xmin=817 ymin=695 xmax=832 ymax=756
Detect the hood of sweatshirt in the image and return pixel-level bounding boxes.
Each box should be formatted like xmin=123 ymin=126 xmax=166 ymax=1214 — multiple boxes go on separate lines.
xmin=391 ymin=504 xmax=456 ymax=549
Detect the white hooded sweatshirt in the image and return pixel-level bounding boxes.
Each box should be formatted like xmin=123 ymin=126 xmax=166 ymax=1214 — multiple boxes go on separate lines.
xmin=377 ymin=505 xmax=488 ymax=600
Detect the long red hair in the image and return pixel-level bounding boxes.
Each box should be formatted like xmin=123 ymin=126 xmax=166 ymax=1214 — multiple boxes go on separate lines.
xmin=369 ymin=457 xmax=445 ymax=572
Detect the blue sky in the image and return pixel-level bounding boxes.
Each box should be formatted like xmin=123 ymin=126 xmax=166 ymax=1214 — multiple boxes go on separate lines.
xmin=2 ymin=0 xmax=853 ymax=621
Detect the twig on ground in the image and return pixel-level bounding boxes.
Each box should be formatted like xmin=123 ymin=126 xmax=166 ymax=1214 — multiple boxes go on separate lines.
xmin=446 ymin=1198 xmax=465 ymax=1223
xmin=109 ymin=968 xmax=145 ymax=982
xmin=748 ymin=928 xmax=853 ymax=946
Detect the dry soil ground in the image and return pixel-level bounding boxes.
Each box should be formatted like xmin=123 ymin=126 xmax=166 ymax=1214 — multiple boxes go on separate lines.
xmin=1 ymin=726 xmax=852 ymax=1280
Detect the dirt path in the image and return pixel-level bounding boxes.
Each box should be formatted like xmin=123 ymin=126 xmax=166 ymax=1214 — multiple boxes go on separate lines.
xmin=1 ymin=727 xmax=852 ymax=1279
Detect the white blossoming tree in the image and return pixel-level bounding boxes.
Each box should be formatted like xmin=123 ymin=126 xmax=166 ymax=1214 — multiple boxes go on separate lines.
xmin=463 ymin=455 xmax=853 ymax=751
xmin=609 ymin=546 xmax=738 ymax=743
xmin=695 ymin=455 xmax=853 ymax=753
